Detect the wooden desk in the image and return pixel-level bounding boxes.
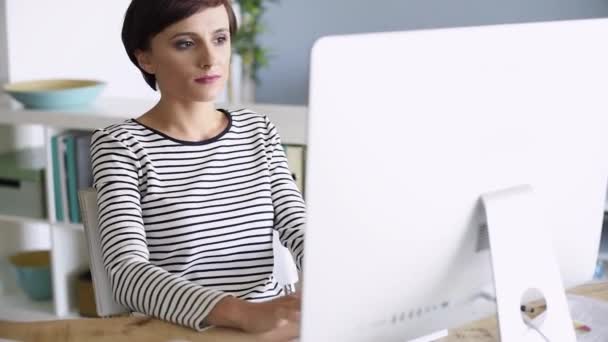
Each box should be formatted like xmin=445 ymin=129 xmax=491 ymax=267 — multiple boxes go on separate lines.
xmin=441 ymin=281 xmax=608 ymax=342
xmin=1 ymin=281 xmax=606 ymax=342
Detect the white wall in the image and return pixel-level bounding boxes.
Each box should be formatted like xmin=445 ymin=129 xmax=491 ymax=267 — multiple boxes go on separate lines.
xmin=0 ymin=1 xmax=6 ymax=84
xmin=0 ymin=0 xmax=16 ymax=153
xmin=6 ymin=0 xmax=158 ymax=100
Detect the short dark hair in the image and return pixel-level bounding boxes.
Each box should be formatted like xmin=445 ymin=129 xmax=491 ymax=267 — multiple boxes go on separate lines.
xmin=121 ymin=0 xmax=238 ymax=91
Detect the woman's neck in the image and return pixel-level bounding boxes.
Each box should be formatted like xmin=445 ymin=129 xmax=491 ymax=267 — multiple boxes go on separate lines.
xmin=137 ymin=98 xmax=228 ymax=142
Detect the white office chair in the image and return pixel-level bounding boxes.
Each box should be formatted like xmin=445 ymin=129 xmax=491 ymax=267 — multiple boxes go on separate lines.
xmin=78 ymin=188 xmax=129 ymax=316
xmin=78 ymin=188 xmax=299 ymax=317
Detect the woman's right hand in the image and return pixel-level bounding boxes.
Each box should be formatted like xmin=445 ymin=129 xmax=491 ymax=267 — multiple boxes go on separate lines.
xmin=241 ymin=294 xmax=301 ymax=333
xmin=207 ymin=294 xmax=301 ymax=340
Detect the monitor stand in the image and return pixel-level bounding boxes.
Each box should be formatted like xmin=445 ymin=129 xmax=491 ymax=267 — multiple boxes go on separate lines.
xmin=406 ymin=184 xmax=576 ymax=342
xmin=481 ymin=185 xmax=577 ymax=341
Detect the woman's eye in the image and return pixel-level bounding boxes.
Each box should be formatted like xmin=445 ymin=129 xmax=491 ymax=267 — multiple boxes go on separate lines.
xmin=175 ymin=40 xmax=195 ymax=50
xmin=215 ymin=36 xmax=228 ymax=45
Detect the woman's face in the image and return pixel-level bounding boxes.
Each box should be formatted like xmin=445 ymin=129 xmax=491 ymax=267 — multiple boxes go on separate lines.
xmin=136 ymin=5 xmax=231 ymax=102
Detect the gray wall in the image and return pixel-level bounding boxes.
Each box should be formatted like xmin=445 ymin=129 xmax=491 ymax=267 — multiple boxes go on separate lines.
xmin=256 ymin=0 xmax=608 ymax=105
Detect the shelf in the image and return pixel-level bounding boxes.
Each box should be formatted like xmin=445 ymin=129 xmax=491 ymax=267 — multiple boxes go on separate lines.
xmin=0 ymin=214 xmax=83 ymax=231
xmin=56 ymin=222 xmax=84 ymax=231
xmin=0 ymin=291 xmax=81 ymax=322
xmin=0 ymin=214 xmax=49 ymax=226
xmin=0 ymin=291 xmax=56 ymax=322
xmin=0 ymin=96 xmax=308 ymax=145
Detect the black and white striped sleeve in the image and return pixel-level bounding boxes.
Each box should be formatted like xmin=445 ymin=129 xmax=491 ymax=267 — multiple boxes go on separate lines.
xmin=90 ymin=128 xmax=231 ymax=330
xmin=265 ymin=118 xmax=306 ymax=271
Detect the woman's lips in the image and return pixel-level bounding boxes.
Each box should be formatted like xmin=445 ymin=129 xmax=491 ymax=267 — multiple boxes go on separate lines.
xmin=195 ymin=75 xmax=220 ymax=84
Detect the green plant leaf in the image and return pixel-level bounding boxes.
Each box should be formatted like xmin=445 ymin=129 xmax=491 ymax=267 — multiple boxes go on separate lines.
xmin=232 ymin=0 xmax=278 ymax=84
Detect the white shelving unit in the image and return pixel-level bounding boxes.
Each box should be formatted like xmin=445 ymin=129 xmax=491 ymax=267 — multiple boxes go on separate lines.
xmin=0 ymin=291 xmax=55 ymax=322
xmin=0 ymin=95 xmax=308 ymax=320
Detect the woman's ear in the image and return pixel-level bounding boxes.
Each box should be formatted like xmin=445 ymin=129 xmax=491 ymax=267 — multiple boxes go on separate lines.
xmin=135 ymin=49 xmax=155 ymax=74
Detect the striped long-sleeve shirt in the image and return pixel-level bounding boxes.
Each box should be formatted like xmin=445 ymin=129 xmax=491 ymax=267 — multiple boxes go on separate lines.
xmin=90 ymin=108 xmax=306 ymax=330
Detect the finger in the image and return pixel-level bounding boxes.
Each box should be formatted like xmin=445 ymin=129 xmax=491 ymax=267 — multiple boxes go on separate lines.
xmin=272 ymin=298 xmax=299 ymax=315
xmin=281 ymin=295 xmax=301 ymax=308
xmin=259 ymin=320 xmax=300 ymax=342
xmin=290 ymin=297 xmax=302 ymax=311
xmin=279 ymin=294 xmax=299 ymax=302
xmin=275 ymin=308 xmax=300 ymax=327
xmin=277 ymin=320 xmax=300 ymax=341
xmin=277 ymin=303 xmax=300 ymax=318
xmin=285 ymin=293 xmax=301 ymax=303
xmin=276 ymin=317 xmax=289 ymax=328
xmin=287 ymin=310 xmax=301 ymax=324
xmin=291 ymin=288 xmax=302 ymax=299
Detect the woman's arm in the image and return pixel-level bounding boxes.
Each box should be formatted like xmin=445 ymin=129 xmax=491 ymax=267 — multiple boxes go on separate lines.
xmin=264 ymin=117 xmax=307 ymax=271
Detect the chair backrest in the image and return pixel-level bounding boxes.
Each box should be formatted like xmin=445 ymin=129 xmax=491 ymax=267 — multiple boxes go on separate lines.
xmin=78 ymin=188 xmax=129 ymax=317
xmin=78 ymin=188 xmax=300 ymax=317
xmin=272 ymin=231 xmax=300 ymax=291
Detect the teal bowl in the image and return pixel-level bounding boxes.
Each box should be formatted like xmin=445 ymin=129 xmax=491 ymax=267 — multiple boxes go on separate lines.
xmin=9 ymin=250 xmax=53 ymax=301
xmin=3 ymin=79 xmax=106 ymax=109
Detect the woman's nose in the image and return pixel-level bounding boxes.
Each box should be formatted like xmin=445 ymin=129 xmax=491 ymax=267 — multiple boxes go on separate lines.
xmin=198 ymin=43 xmax=217 ymax=69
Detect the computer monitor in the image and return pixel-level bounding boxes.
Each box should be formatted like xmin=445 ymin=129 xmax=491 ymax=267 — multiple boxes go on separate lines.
xmin=300 ymin=18 xmax=608 ymax=341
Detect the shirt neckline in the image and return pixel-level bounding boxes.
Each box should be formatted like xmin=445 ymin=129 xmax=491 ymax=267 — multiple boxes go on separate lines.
xmin=130 ymin=108 xmax=232 ymax=146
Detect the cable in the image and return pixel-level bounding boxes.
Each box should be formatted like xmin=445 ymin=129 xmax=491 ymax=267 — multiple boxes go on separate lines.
xmin=522 ymin=314 xmax=551 ymax=342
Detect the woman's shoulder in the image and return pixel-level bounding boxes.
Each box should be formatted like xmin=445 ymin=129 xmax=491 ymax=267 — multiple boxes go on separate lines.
xmin=91 ymin=119 xmax=142 ymax=148
xmin=95 ymin=119 xmax=141 ymax=135
xmin=226 ymin=107 xmax=275 ymax=130
xmin=227 ymin=107 xmax=267 ymax=120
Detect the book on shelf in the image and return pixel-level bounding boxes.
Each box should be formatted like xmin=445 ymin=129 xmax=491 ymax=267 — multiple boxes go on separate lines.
xmin=64 ymin=134 xmax=80 ymax=223
xmin=282 ymin=144 xmax=306 ymax=197
xmin=50 ymin=131 xmax=93 ymax=224
xmin=51 ymin=133 xmax=70 ymax=222
xmin=50 ymin=135 xmax=66 ymax=222
xmin=75 ymin=134 xmax=93 ymax=193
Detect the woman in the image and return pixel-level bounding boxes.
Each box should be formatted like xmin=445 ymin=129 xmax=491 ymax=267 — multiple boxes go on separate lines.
xmin=90 ymin=0 xmax=305 ymax=338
